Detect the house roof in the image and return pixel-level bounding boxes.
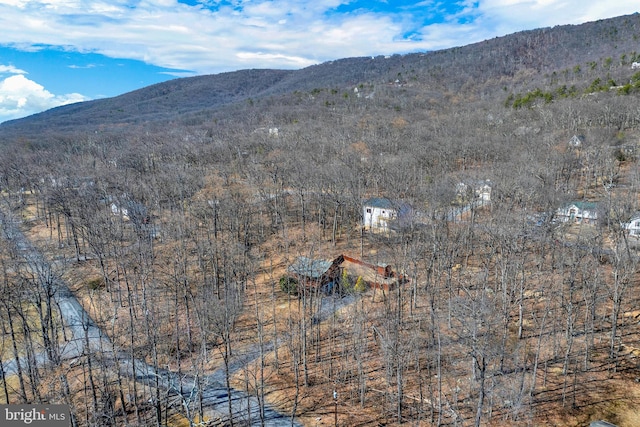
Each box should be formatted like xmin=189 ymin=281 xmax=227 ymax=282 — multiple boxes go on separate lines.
xmin=564 ymin=201 xmax=598 ymax=211
xmin=287 ymin=257 xmax=335 ymax=279
xmin=569 ymin=134 xmax=585 ymax=146
xmin=363 ymin=197 xmax=396 ymax=209
xmin=363 ymin=197 xmax=413 ymax=213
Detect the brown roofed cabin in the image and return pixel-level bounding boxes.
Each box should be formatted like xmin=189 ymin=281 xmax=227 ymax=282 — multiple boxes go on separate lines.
xmin=287 ymin=255 xmax=344 ymax=293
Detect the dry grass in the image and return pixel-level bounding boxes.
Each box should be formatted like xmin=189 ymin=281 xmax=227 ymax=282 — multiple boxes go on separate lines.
xmin=9 ymin=181 xmax=640 ymax=427
xmin=0 ymin=375 xmax=22 ymax=403
xmin=0 ymin=304 xmax=46 ymax=360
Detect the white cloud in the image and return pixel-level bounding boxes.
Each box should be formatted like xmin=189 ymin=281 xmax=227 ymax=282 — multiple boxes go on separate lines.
xmin=0 ymin=0 xmax=637 ymax=123
xmin=0 ymin=64 xmax=27 ymax=74
xmin=0 ymin=74 xmax=86 ymax=122
xmin=68 ymin=63 xmax=97 ymax=69
xmin=473 ymin=1 xmax=640 ymax=35
xmin=0 ymin=0 xmax=637 ymax=77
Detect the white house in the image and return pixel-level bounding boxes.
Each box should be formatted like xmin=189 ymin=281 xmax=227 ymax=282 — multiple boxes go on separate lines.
xmin=623 ymin=213 xmax=640 ymax=237
xmin=556 ymin=201 xmax=598 ymax=224
xmin=568 ymin=134 xmax=585 ymax=147
xmin=474 ymin=180 xmax=492 ymax=202
xmin=110 ymin=203 xmax=129 ymax=220
xmin=456 ymin=180 xmax=492 ymax=204
xmin=362 ymin=198 xmax=412 ymax=232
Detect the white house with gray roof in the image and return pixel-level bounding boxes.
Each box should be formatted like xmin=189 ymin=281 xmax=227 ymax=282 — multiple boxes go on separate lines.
xmin=623 ymin=212 xmax=640 ymax=237
xmin=556 ymin=201 xmax=599 ymax=224
xmin=362 ymin=197 xmax=413 ymax=232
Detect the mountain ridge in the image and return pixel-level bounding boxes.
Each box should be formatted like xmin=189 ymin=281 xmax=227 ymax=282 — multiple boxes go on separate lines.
xmin=1 ymin=12 xmax=639 ymax=138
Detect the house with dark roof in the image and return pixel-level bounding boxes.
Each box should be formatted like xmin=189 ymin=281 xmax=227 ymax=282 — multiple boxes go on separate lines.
xmin=362 ymin=197 xmax=413 ymax=232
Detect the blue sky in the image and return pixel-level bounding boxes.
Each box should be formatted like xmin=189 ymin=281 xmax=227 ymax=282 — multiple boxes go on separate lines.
xmin=0 ymin=0 xmax=637 ymax=123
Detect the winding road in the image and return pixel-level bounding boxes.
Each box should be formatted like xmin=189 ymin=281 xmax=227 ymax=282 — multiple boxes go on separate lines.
xmin=0 ymin=207 xmax=299 ymax=426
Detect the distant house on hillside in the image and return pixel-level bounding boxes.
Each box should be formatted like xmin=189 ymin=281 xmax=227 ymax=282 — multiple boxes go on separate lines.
xmin=623 ymin=212 xmax=640 ymax=237
xmin=456 ymin=179 xmax=493 ymax=204
xmin=568 ymin=134 xmax=585 ymax=147
xmin=556 ymin=201 xmax=598 ymax=224
xmin=362 ymin=197 xmax=413 ymax=232
xmin=110 ymin=202 xmax=129 ymax=220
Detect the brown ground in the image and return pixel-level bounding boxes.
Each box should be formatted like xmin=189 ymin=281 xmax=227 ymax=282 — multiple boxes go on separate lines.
xmin=5 ymin=181 xmax=640 ymax=427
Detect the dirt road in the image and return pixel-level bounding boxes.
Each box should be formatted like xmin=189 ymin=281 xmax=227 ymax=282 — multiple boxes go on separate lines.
xmin=0 ymin=207 xmax=299 ymax=426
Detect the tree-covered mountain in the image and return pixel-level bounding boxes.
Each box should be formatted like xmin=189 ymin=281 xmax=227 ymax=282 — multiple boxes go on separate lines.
xmin=1 ymin=12 xmax=639 ymax=138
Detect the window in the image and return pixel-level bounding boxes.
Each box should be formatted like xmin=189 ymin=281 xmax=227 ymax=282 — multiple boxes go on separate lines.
xmin=366 ymin=208 xmax=371 ymax=213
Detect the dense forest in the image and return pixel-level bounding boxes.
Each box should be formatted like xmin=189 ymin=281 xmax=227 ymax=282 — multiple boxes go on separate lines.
xmin=3 ymin=12 xmax=640 ymax=427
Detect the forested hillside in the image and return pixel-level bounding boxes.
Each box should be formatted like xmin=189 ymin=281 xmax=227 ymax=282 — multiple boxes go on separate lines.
xmin=2 ymin=12 xmax=640 ymax=427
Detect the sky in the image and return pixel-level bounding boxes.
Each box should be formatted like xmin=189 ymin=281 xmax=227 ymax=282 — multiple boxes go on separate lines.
xmin=0 ymin=1 xmax=638 ymax=123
